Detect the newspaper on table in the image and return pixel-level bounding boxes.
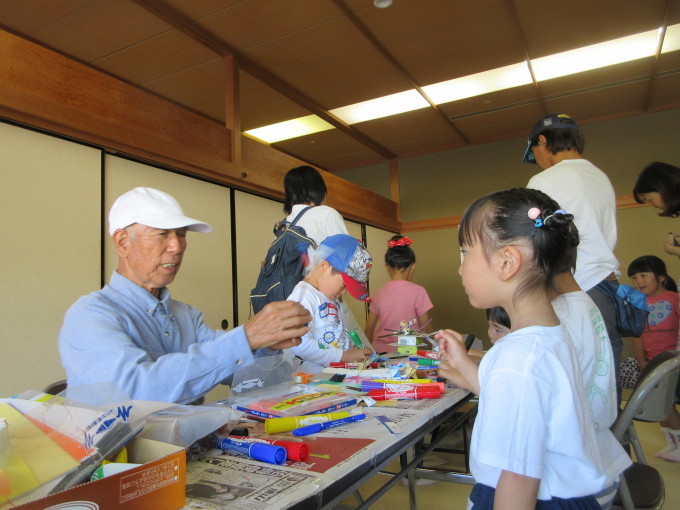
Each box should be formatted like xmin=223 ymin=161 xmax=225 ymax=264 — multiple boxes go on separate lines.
xmin=182 ymin=454 xmax=326 ymax=510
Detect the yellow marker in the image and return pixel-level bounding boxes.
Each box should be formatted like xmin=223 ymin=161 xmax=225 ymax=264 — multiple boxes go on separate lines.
xmin=264 ymin=411 xmax=350 ymax=434
xmin=374 ymin=378 xmax=432 ymax=384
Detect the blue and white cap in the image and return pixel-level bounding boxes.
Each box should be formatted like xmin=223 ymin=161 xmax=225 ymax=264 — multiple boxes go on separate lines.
xmin=319 ymin=234 xmax=372 ymax=302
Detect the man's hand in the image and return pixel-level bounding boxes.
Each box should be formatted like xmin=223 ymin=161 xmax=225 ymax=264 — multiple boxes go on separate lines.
xmin=244 ymin=301 xmax=311 ymax=350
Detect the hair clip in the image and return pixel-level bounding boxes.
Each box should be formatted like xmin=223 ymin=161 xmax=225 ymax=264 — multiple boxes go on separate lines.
xmin=527 ymin=207 xmax=541 ymax=220
xmin=388 ymin=237 xmax=413 ymax=248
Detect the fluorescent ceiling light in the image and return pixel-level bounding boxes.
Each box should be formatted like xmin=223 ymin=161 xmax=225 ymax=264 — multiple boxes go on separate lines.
xmin=330 ymin=90 xmax=429 ymax=124
xmin=245 ymin=115 xmax=334 ymax=143
xmin=662 ymin=24 xmax=680 ymax=53
xmin=245 ymin=23 xmax=680 ymax=143
xmin=532 ymin=29 xmax=659 ymax=81
xmin=422 ymin=63 xmax=532 ymax=104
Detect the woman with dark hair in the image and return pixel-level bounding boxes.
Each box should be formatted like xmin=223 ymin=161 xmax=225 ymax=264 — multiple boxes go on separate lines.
xmin=633 ymin=162 xmax=680 ymax=261
xmin=633 ymin=161 xmax=680 ymax=218
xmin=283 ymin=166 xmax=348 ymax=244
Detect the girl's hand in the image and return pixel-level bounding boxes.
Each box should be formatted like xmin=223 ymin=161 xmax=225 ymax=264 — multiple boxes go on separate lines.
xmin=436 ymin=329 xmax=468 ymax=367
xmin=436 ymin=329 xmax=481 ymax=395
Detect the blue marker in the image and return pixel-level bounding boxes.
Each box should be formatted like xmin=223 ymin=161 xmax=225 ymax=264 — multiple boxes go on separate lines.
xmin=292 ymin=414 xmax=367 ymax=437
xmin=214 ymin=436 xmax=286 ymax=465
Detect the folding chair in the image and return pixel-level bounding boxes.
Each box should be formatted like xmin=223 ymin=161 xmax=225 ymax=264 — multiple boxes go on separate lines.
xmin=611 ymin=350 xmax=680 ymax=510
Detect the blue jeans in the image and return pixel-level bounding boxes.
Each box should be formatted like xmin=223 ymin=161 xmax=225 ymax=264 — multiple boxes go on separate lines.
xmin=587 ymin=279 xmax=623 ymax=406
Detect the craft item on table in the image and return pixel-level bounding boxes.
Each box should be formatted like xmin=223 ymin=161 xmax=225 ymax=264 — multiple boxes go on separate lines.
xmin=292 ymin=414 xmax=367 ymax=437
xmin=376 ymin=318 xmax=438 ymax=354
xmin=416 ymin=368 xmax=440 ymax=380
xmin=329 ymin=362 xmax=380 ymax=369
xmin=220 ymin=435 xmax=309 ymax=462
xmin=213 ymin=436 xmax=286 ymax=465
xmin=264 ymin=411 xmax=351 ymax=434
xmin=321 ymin=367 xmax=394 ymax=379
xmin=360 ymin=381 xmax=445 ymax=392
xmin=367 ymin=387 xmax=441 ymax=401
xmin=295 ymin=372 xmax=314 ymax=384
xmin=234 ymin=389 xmax=357 ymax=420
xmin=373 ymin=378 xmax=433 ymax=384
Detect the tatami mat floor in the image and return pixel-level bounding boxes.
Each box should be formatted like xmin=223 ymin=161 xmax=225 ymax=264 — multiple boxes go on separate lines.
xmin=338 ymin=405 xmax=680 ymax=509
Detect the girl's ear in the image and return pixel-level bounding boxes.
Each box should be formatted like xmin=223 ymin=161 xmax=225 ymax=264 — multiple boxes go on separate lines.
xmin=496 ymin=246 xmax=523 ymax=281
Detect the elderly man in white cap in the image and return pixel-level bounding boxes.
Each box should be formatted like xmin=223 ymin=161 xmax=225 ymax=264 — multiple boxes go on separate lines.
xmin=59 ymin=187 xmax=310 ymax=404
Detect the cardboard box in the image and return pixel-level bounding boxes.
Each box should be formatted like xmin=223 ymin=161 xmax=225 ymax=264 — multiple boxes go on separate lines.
xmin=9 ymin=438 xmax=186 ymax=510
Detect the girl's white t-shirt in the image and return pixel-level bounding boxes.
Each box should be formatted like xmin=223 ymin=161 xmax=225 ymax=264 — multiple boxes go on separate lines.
xmin=471 ymin=325 xmax=629 ymax=500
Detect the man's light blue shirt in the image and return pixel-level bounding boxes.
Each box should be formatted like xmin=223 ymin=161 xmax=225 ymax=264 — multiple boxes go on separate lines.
xmin=59 ymin=271 xmax=255 ymax=403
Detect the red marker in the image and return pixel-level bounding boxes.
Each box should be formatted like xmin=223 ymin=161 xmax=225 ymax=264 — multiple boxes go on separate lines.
xmin=329 ymin=362 xmax=380 ymax=369
xmin=416 ymin=350 xmax=439 ymax=360
xmin=367 ymin=387 xmax=441 ymax=400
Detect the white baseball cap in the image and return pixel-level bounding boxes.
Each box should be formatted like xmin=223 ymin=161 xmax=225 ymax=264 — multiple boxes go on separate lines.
xmin=108 ymin=187 xmax=212 ymax=236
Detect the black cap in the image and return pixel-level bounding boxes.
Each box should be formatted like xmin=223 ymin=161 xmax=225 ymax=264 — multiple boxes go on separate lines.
xmin=522 ymin=114 xmax=580 ymax=164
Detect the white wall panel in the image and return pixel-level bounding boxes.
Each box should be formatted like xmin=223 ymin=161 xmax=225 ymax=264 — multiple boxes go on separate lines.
xmin=0 ymin=122 xmax=101 ymax=396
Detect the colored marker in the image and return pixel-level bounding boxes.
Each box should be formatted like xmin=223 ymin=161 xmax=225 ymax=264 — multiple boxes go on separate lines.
xmin=367 ymin=387 xmax=441 ymax=400
xmin=264 ymin=411 xmax=351 ymax=434
xmin=223 ymin=435 xmax=309 ymax=461
xmin=330 ymin=362 xmax=380 ymax=369
xmin=293 ymin=414 xmax=367 ymax=436
xmin=416 ymin=350 xmax=439 ymax=360
xmin=361 ymin=381 xmax=445 ymax=392
xmin=374 ymin=378 xmax=432 ymax=384
xmin=349 ymin=330 xmax=363 ymax=349
xmin=214 ymin=436 xmax=286 ymax=465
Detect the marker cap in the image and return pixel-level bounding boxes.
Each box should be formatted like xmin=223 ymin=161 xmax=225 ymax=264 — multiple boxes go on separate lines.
xmin=278 ymin=440 xmax=310 ymax=461
xmin=248 ymin=442 xmax=287 ymax=465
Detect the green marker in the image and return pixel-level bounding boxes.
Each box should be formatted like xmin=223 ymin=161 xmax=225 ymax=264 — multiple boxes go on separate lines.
xmin=349 ymin=330 xmax=363 ymax=349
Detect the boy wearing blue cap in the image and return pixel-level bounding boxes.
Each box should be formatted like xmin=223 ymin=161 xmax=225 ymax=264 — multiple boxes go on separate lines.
xmin=287 ymin=234 xmax=373 ymax=372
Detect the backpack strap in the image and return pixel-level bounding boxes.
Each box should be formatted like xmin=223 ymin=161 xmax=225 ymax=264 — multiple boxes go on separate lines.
xmin=273 ymin=206 xmax=314 ymax=236
xmin=289 ymin=205 xmax=314 ymax=227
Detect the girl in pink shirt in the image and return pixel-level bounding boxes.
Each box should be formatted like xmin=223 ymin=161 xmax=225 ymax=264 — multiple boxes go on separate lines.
xmin=628 ymin=254 xmax=680 ymax=461
xmin=365 ymin=236 xmax=433 ymax=353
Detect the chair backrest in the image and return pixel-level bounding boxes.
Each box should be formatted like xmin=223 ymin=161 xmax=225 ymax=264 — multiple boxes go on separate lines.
xmin=43 ymin=379 xmax=67 ymax=395
xmin=611 ymin=350 xmax=680 ymax=442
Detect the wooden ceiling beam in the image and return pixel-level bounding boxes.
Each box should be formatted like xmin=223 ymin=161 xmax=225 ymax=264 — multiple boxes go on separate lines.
xmin=643 ymin=0 xmax=672 ymax=112
xmin=505 ymin=0 xmax=547 ymax=116
xmin=332 ymin=0 xmax=470 ymax=144
xmin=131 ymin=0 xmax=395 ymax=161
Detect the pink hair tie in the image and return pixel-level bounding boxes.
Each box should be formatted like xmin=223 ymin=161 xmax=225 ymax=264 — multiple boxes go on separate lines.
xmin=388 ymin=237 xmax=413 ymax=248
xmin=527 ymin=207 xmax=541 ymax=220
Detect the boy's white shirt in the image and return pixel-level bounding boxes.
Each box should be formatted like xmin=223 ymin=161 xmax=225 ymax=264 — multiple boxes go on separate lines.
xmin=287 ymin=281 xmax=349 ymax=373
xmin=552 ymin=290 xmax=618 ymax=430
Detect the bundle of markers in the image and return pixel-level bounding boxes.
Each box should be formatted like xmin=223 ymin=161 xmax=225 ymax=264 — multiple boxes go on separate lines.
xmin=362 ymin=379 xmax=444 ymax=400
